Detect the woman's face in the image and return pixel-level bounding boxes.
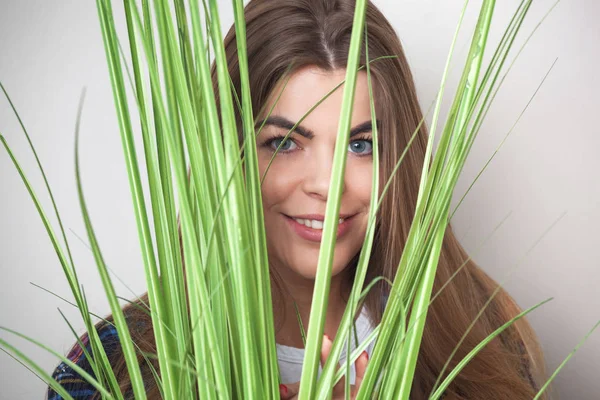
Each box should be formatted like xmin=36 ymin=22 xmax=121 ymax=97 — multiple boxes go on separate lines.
xmin=257 ymin=66 xmax=374 ymax=282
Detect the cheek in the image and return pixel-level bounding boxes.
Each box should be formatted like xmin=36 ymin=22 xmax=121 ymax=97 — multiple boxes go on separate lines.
xmin=346 ymin=160 xmax=373 ymax=204
xmin=258 ymin=156 xmax=302 ymax=208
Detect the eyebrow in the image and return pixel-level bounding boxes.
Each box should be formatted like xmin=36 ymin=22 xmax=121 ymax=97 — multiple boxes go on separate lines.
xmin=256 ymin=116 xmax=380 ymax=139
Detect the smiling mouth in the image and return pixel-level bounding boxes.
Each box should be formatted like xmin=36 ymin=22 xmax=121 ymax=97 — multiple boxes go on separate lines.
xmin=289 ymin=217 xmax=346 ymax=230
xmin=282 ymin=213 xmax=356 ymax=241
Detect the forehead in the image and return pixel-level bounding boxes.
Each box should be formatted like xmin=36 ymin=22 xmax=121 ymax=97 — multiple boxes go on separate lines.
xmin=261 ymin=66 xmax=372 ymax=125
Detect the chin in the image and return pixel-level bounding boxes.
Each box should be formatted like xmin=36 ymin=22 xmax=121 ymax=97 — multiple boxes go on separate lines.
xmin=289 ymin=252 xmax=354 ymax=281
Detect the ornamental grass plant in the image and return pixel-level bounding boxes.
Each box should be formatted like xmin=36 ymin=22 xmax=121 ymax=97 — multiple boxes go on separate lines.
xmin=1 ymin=0 xmax=598 ymax=399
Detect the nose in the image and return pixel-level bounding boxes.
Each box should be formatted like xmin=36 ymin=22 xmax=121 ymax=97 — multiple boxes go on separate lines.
xmin=301 ymin=146 xmax=345 ymax=200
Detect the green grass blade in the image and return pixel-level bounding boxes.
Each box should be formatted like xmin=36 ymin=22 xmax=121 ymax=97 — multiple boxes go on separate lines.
xmin=72 ymin=87 xmax=147 ymax=399
xmin=315 ymin=21 xmax=381 ymax=398
xmin=298 ymin=1 xmax=368 ymax=398
xmin=232 ymin=0 xmax=278 ymax=394
xmin=0 ymin=126 xmax=121 ymax=396
xmin=128 ymin=3 xmax=232 ymax=397
xmin=0 ymin=82 xmax=80 ymax=297
xmin=395 ymin=4 xmax=496 ymax=397
xmin=415 ymin=0 xmax=469 ymax=207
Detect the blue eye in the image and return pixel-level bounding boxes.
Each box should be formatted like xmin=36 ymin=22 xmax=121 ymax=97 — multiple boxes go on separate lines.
xmin=349 ymin=139 xmax=373 ymax=155
xmin=269 ymin=137 xmax=297 ymax=152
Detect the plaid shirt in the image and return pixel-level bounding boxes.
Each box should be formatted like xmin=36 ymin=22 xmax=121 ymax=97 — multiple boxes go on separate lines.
xmin=47 ymin=321 xmax=120 ymax=400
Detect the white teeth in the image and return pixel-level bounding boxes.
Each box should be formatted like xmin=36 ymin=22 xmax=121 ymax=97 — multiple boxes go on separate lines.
xmin=293 ymin=218 xmax=345 ymax=230
xmin=312 ymin=220 xmax=324 ymax=229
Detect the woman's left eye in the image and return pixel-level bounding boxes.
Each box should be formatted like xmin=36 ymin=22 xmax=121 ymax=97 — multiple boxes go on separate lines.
xmin=349 ymin=139 xmax=373 ymax=155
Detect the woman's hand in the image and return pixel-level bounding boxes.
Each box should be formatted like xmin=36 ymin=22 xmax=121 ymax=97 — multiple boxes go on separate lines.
xmin=279 ymin=334 xmax=369 ymax=399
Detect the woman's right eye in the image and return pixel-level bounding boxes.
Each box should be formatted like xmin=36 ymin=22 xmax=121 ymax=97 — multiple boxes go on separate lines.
xmin=269 ymin=137 xmax=297 ymax=152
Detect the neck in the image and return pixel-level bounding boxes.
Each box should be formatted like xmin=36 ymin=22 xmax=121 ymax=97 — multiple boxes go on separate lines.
xmin=271 ymin=268 xmax=350 ymax=349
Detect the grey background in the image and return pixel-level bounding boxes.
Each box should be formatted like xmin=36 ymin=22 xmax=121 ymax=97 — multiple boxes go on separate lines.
xmin=0 ymin=0 xmax=598 ymax=398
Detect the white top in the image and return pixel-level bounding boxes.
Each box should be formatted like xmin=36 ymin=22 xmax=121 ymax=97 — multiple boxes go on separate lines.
xmin=276 ymin=307 xmax=377 ymax=384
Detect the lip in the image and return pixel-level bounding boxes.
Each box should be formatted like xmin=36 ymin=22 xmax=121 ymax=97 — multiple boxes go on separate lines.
xmin=283 ymin=213 xmax=356 ymax=242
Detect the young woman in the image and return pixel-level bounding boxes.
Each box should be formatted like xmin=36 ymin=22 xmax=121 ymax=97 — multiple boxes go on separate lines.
xmin=48 ymin=0 xmax=548 ymax=399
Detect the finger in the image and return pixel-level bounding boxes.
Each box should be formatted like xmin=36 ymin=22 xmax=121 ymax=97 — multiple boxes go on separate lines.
xmin=321 ymin=334 xmax=347 ymax=397
xmin=354 ymin=350 xmax=369 ymax=388
xmin=320 ymin=334 xmax=334 ymax=367
xmin=280 ymin=381 xmax=299 ymax=400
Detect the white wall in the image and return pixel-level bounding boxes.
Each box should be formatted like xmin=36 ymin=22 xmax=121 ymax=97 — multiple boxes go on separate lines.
xmin=0 ymin=0 xmax=597 ymax=398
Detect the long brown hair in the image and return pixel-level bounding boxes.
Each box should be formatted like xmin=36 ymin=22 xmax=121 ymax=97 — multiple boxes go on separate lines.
xmin=74 ymin=1 xmax=549 ymax=399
